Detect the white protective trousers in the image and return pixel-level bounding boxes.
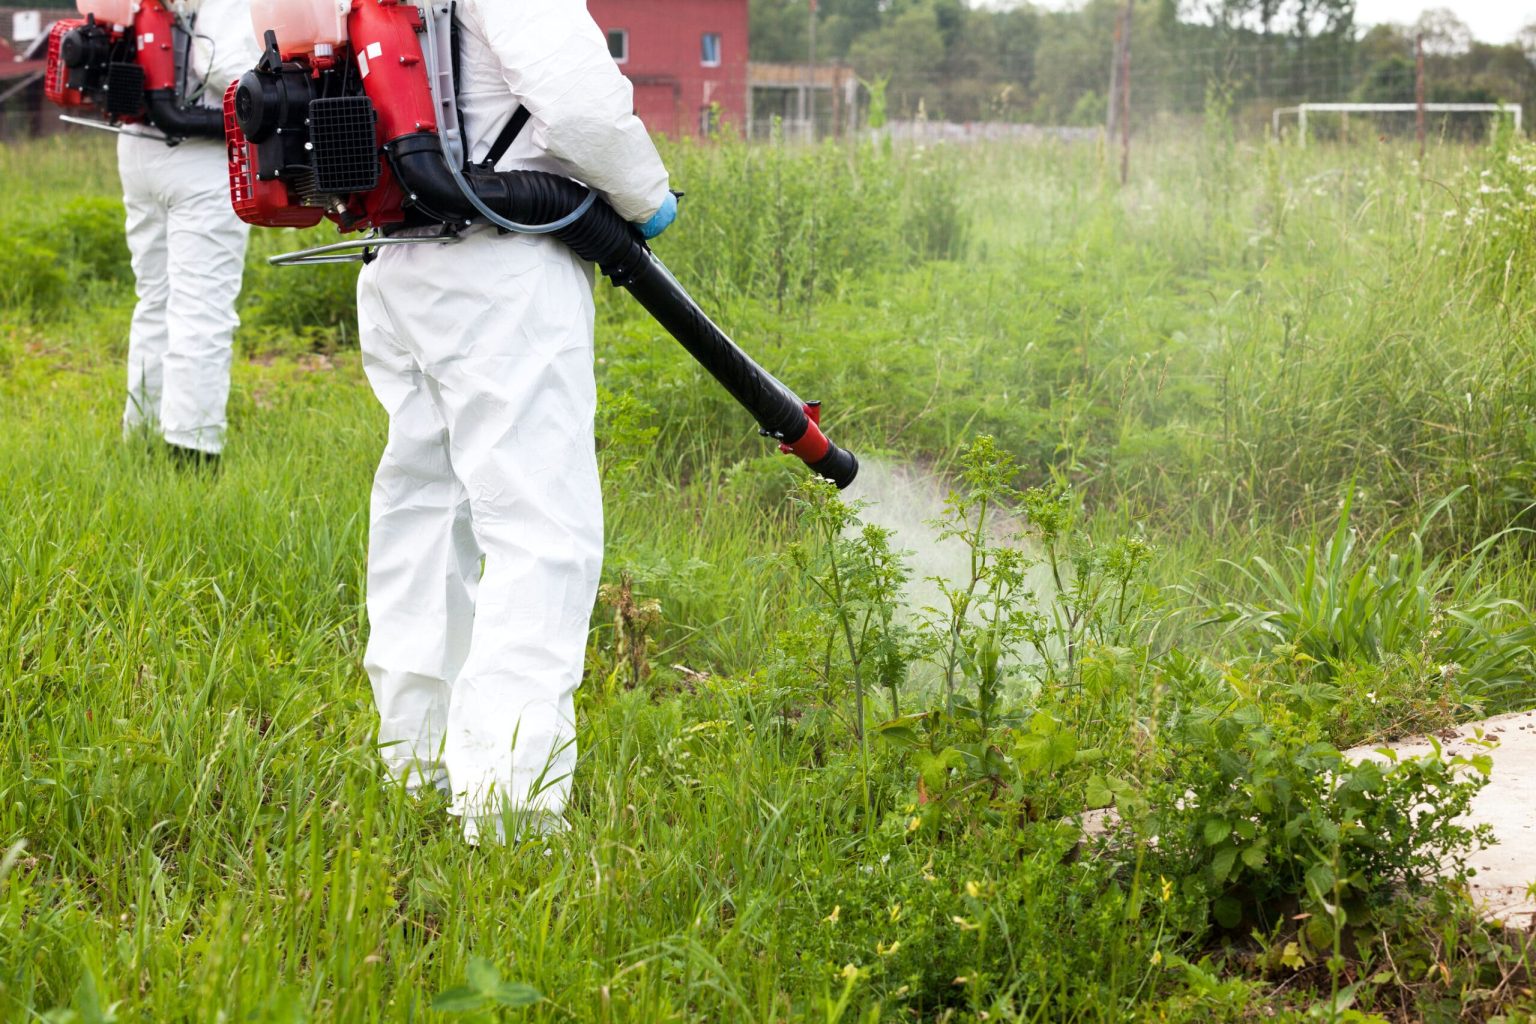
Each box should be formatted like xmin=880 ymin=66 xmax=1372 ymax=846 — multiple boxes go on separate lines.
xmin=358 ymin=0 xmax=670 ymax=843
xmin=359 ymin=230 xmax=602 ymax=840
xmin=120 ymin=135 xmax=250 ymax=454
xmin=118 ymin=0 xmax=258 ymax=454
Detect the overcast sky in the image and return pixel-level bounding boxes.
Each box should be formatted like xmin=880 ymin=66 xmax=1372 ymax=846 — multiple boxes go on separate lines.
xmin=1354 ymin=1 xmax=1530 ymax=44
xmin=1023 ymin=2 xmax=1532 ymax=45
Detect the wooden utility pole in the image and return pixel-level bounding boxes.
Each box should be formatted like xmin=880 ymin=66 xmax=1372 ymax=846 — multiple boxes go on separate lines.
xmin=1415 ymin=33 xmax=1426 ymax=160
xmin=1120 ymin=0 xmax=1133 ymax=184
xmin=1107 ymin=10 xmax=1123 ymax=141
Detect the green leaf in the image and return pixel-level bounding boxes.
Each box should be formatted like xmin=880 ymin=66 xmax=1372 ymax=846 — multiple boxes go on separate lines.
xmin=1212 ymin=895 xmax=1242 ymax=928
xmin=467 ymin=956 xmax=501 ymax=993
xmin=1202 ymin=818 xmax=1231 ymax=846
xmin=1017 ymin=726 xmax=1077 ymax=772
xmin=875 ymin=726 xmax=921 ymax=749
xmin=1305 ymin=863 xmax=1336 ymax=900
xmin=1085 ymin=774 xmax=1113 ymax=809
xmin=431 ymin=987 xmax=489 ymax=1013
xmin=1211 ymin=845 xmax=1238 ymax=883
xmin=492 ymin=983 xmax=542 ymax=1008
xmin=1030 ymin=713 xmax=1061 ymax=736
xmin=1240 ymin=845 xmax=1267 ymax=871
xmin=916 ymin=749 xmax=963 ymax=790
xmin=1304 ymin=915 xmax=1335 ymax=949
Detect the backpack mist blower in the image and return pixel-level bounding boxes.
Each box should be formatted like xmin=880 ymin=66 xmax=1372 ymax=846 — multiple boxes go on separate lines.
xmin=45 ymin=0 xmax=225 ymax=141
xmin=224 ymin=0 xmax=858 ymax=488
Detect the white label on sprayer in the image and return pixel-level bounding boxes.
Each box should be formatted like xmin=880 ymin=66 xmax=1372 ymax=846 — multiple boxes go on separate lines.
xmin=358 ymin=41 xmax=383 ymax=78
xmin=13 ymin=12 xmax=41 ymax=42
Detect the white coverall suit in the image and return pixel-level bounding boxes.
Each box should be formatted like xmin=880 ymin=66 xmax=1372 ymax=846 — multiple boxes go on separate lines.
xmin=120 ymin=0 xmax=258 ymax=455
xmin=357 ymin=0 xmax=670 ymax=842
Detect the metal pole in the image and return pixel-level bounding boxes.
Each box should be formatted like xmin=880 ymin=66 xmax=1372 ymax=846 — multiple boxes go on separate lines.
xmin=1416 ymin=33 xmax=1426 ymax=160
xmin=807 ymin=0 xmax=817 ymax=141
xmin=1299 ymin=105 xmax=1307 ymax=147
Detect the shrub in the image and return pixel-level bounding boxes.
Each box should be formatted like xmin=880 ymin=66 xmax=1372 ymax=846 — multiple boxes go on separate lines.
xmin=50 ymin=197 xmax=131 ymax=287
xmin=238 ymin=243 xmax=360 ymax=351
xmin=0 ymin=238 xmax=68 ymax=316
xmin=1116 ymin=700 xmax=1491 ymax=944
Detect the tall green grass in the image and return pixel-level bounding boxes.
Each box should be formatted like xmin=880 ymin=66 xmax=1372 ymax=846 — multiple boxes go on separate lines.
xmin=2 ymin=128 xmax=1535 ymax=1020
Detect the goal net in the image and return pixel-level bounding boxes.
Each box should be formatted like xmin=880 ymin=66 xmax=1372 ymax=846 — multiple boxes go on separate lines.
xmin=1272 ymin=103 xmax=1523 ymax=144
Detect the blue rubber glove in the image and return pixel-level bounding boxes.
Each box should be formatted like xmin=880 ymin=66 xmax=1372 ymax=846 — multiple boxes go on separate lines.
xmin=637 ymin=192 xmax=679 ymax=240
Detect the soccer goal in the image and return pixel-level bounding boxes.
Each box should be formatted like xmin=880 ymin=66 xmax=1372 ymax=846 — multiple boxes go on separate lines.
xmin=1271 ymin=103 xmax=1523 ymax=144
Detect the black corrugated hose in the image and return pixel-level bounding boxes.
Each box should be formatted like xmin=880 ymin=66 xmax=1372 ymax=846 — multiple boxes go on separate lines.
xmin=144 ymin=90 xmax=225 ymax=139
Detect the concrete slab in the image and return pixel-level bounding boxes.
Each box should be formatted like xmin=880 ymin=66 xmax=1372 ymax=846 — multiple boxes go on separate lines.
xmin=1346 ymin=710 xmax=1536 ymax=929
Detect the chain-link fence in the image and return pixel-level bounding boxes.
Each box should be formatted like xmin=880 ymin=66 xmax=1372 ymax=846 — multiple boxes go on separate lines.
xmin=4 ymin=1 xmax=1530 ymax=145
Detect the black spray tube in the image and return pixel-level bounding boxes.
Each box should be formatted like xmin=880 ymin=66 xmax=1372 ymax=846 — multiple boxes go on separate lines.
xmin=388 ymin=132 xmax=859 ymax=488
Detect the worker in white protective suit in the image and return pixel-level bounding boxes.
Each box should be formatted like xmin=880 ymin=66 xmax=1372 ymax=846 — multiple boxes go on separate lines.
xmin=121 ymin=0 xmax=259 ymax=460
xmin=357 ymin=0 xmax=677 ymax=844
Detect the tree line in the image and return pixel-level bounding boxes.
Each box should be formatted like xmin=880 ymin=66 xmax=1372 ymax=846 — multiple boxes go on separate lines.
xmin=750 ymin=0 xmax=1536 ymax=128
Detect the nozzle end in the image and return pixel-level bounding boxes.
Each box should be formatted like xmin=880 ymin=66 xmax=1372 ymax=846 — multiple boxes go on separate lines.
xmin=810 ymin=443 xmax=859 ymax=490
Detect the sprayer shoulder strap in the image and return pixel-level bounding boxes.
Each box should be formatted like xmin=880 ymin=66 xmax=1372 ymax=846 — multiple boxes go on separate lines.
xmin=479 ymin=106 xmax=530 ymax=170
xmin=448 ymin=3 xmax=530 ymax=170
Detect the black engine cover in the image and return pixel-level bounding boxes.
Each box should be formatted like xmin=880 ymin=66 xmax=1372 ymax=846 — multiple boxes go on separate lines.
xmin=61 ymin=21 xmax=113 ymax=97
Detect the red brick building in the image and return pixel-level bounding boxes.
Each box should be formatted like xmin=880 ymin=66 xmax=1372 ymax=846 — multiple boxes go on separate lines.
xmin=587 ymin=0 xmax=748 ymax=138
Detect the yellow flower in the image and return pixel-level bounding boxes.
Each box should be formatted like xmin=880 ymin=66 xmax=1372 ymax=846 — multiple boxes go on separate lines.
xmin=840 ymin=963 xmax=860 ymax=981
xmin=888 ymin=902 xmax=902 ymax=922
xmin=965 ymin=880 xmax=982 ymax=899
xmin=1159 ymin=876 xmax=1173 ymax=903
xmin=1150 ymin=949 xmax=1163 ymax=966
xmin=907 ymin=816 xmax=922 ymax=833
xmin=878 ymin=941 xmax=901 ymax=956
xmin=824 ymin=905 xmax=841 ymax=925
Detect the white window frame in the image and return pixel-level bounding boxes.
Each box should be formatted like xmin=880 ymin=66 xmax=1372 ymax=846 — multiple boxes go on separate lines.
xmin=700 ymin=32 xmax=721 ymax=68
xmin=607 ymin=28 xmax=629 ymax=65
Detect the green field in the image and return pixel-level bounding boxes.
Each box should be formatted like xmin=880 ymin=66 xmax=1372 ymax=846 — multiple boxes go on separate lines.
xmin=3 ymin=129 xmax=1535 ymax=1022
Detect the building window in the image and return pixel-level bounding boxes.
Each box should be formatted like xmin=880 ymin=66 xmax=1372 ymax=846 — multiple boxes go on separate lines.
xmin=700 ymin=32 xmax=721 ymax=67
xmin=607 ymin=28 xmax=628 ymax=64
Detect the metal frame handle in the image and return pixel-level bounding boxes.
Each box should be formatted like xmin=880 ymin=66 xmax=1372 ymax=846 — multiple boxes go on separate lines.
xmin=267 ymin=232 xmax=462 ymax=266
